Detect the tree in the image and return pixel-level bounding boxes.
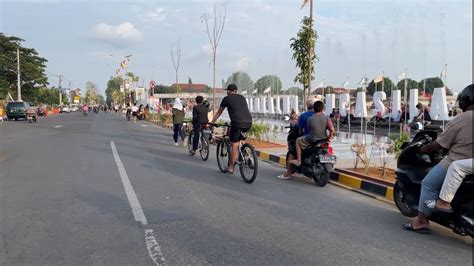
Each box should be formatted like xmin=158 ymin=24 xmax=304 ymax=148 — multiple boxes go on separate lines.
xmin=170 ymin=39 xmax=181 ymax=93
xmin=105 ymin=76 xmax=122 ymax=106
xmin=396 ymin=78 xmax=419 ymax=97
xmin=254 ymin=75 xmax=282 ymax=95
xmin=290 ymin=17 xmax=319 ymax=97
xmin=224 ymin=71 xmax=254 ymax=94
xmin=367 ymin=77 xmax=395 ymax=96
xmin=84 ymin=81 xmax=98 ymax=104
xmin=0 ymin=33 xmax=48 ymax=100
xmin=284 ymin=86 xmax=304 ymax=98
xmin=418 ymin=77 xmax=444 ymax=95
xmin=202 ymin=3 xmax=226 ymax=111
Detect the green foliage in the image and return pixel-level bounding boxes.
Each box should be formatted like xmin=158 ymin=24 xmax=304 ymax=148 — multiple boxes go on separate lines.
xmin=159 ymin=113 xmax=172 ymax=124
xmin=389 ymin=132 xmax=411 ymax=158
xmin=224 ymin=71 xmax=254 ymax=94
xmin=284 ymin=87 xmax=304 ymax=98
xmin=248 ymin=121 xmax=269 ymax=141
xmin=367 ymin=77 xmax=395 ymax=96
xmin=254 ymin=75 xmax=282 ymax=95
xmin=290 ymin=16 xmax=319 ymax=91
xmin=105 ymin=76 xmax=122 ymax=105
xmin=84 ymin=81 xmax=98 ymax=104
xmin=153 ymin=84 xmax=175 ymax=94
xmin=0 ymin=33 xmax=48 ymax=100
xmin=418 ymin=77 xmax=444 ymax=95
xmin=396 ymin=79 xmax=419 ymax=97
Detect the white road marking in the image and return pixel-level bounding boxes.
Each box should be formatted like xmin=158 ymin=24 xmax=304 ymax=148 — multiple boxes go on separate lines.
xmin=141 ymin=124 xmax=148 ymax=127
xmin=54 ymin=125 xmax=63 ymax=128
xmin=110 ymin=141 xmax=166 ymax=265
xmin=145 ymin=229 xmax=166 ymax=265
xmin=110 ymin=141 xmax=148 ymax=225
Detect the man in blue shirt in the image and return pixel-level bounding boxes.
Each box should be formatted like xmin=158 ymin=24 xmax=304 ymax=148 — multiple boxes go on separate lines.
xmin=277 ymin=96 xmax=318 ymax=180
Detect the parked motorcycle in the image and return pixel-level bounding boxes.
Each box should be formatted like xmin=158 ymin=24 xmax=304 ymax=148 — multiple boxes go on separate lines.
xmin=286 ymin=125 xmax=336 ymax=187
xmin=394 ymin=131 xmax=474 ymax=237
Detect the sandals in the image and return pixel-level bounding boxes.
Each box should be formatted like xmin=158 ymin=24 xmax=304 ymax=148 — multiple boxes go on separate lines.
xmin=402 ymin=223 xmax=430 ymax=234
xmin=223 ymin=166 xmax=235 ymax=175
xmin=424 ymin=200 xmax=454 ymax=213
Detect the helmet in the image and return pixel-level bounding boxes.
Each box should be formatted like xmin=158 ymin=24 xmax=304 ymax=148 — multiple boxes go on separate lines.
xmin=203 ymin=99 xmax=210 ymax=109
xmin=457 ymin=84 xmax=474 ymax=112
xmin=306 ymin=95 xmax=318 ymax=108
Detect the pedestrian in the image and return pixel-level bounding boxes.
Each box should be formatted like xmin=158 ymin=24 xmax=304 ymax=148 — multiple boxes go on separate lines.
xmin=172 ymin=98 xmax=185 ymax=147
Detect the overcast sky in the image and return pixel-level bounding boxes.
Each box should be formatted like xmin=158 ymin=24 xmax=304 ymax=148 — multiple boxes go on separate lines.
xmin=1 ymin=0 xmax=472 ymax=94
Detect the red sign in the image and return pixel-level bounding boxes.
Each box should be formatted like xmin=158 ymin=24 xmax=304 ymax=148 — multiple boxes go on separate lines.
xmin=149 ymin=80 xmax=156 ymax=88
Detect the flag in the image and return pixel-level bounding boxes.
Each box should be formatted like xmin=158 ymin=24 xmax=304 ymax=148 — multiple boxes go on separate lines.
xmin=301 ymin=0 xmax=309 ymax=9
xmin=342 ymin=78 xmax=349 ymax=88
xmin=397 ymin=71 xmax=406 ymax=81
xmin=241 ymin=90 xmax=247 ymax=95
xmin=252 ymin=88 xmax=258 ymax=94
xmin=358 ymin=77 xmax=368 ymax=87
xmin=120 ymin=60 xmax=127 ymax=68
xmin=263 ymin=87 xmax=271 ymax=94
xmin=440 ymin=65 xmax=447 ymax=79
xmin=373 ymin=74 xmax=384 ymax=83
xmin=316 ymin=80 xmax=324 ymax=88
xmin=115 ymin=69 xmax=120 ymax=75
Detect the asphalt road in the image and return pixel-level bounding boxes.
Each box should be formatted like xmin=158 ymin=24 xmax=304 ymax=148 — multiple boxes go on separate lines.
xmin=0 ymin=112 xmax=472 ymax=265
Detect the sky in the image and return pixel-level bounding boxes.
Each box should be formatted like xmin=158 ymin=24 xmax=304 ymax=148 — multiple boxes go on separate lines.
xmin=0 ymin=0 xmax=472 ymax=95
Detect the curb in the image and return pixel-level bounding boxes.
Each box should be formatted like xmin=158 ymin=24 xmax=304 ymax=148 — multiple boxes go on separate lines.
xmin=151 ymin=122 xmax=395 ymax=204
xmin=255 ymin=150 xmax=394 ymax=203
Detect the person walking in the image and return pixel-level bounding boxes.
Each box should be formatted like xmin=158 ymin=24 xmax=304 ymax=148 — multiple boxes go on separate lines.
xmin=172 ymin=98 xmax=186 ymax=147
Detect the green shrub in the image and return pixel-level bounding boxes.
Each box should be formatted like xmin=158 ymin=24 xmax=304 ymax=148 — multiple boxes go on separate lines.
xmin=248 ymin=122 xmax=269 ymax=141
xmin=389 ymin=132 xmax=411 ymax=158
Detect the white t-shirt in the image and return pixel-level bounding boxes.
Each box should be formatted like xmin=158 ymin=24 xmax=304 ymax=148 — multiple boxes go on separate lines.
xmin=131 ymin=106 xmax=139 ymax=112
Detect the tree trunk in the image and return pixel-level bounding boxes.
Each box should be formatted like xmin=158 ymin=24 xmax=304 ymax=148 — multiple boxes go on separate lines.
xmin=212 ymin=50 xmax=216 ymax=113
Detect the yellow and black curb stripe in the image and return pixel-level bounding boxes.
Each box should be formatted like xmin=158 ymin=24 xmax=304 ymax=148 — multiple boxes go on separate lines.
xmin=255 ymin=150 xmax=394 ymax=203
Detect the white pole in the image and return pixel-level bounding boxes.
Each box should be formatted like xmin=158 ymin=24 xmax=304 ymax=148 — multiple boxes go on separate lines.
xmin=442 ymin=64 xmax=447 ymax=131
xmin=17 ymin=48 xmax=21 ymax=101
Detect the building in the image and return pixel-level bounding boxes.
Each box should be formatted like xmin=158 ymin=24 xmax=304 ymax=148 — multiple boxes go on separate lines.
xmin=169 ymin=83 xmax=224 ymax=94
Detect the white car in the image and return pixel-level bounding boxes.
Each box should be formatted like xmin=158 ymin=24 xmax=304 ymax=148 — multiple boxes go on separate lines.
xmin=60 ymin=105 xmax=70 ymax=113
xmin=69 ymin=104 xmax=79 ymax=112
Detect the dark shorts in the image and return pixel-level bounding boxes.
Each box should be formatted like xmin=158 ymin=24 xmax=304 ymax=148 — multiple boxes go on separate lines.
xmin=132 ymin=111 xmax=137 ymax=117
xmin=229 ymin=122 xmax=252 ymax=143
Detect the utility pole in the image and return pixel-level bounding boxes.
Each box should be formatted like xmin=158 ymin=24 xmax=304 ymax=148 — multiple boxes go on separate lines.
xmin=58 ymin=73 xmax=63 ymax=106
xmin=17 ymin=48 xmax=21 ymax=101
xmin=307 ymin=0 xmax=314 ymax=101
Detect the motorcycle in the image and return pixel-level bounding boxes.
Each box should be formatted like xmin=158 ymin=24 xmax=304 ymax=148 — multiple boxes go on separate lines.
xmin=286 ymin=125 xmax=336 ymax=187
xmin=394 ymin=131 xmax=474 ymax=237
xmin=126 ymin=109 xmax=131 ymax=121
xmin=26 ymin=108 xmax=37 ymax=123
xmin=93 ymin=107 xmax=99 ymax=114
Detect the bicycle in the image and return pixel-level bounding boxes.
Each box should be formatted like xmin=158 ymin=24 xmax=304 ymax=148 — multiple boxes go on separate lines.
xmin=187 ymin=124 xmax=212 ymax=161
xmin=210 ymin=122 xmax=258 ymax=184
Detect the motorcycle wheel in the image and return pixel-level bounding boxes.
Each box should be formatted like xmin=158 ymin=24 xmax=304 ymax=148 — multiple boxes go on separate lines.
xmin=313 ymin=164 xmax=329 ymax=187
xmin=393 ymin=182 xmax=418 ymax=217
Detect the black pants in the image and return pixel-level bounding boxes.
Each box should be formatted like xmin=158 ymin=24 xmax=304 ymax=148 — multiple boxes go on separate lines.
xmin=192 ymin=125 xmax=202 ymax=151
xmin=173 ymin=123 xmax=184 ymax=142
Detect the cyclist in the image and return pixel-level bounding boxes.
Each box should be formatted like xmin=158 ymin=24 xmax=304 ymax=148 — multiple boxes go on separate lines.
xmin=191 ymin=96 xmax=209 ymax=155
xmin=210 ymin=84 xmax=252 ymax=174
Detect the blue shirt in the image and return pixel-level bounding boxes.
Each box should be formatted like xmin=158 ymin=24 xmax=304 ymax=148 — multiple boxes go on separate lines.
xmin=297 ymin=111 xmax=314 ymax=135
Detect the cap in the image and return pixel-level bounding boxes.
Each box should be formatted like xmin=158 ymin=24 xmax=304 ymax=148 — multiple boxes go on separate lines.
xmin=226 ymin=84 xmax=238 ymax=91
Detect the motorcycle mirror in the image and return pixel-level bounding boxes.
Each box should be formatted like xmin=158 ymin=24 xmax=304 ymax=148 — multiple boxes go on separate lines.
xmin=284 ymin=115 xmax=290 ymax=121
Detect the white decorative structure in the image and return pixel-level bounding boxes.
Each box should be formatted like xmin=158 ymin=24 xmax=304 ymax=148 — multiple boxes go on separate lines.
xmin=372 ymin=91 xmax=387 ymax=116
xmin=260 ymin=97 xmax=267 ymax=114
xmin=267 ymin=96 xmax=275 ymax=114
xmin=391 ymin=90 xmax=402 ymax=115
xmin=430 ymin=87 xmax=449 ymax=120
xmin=290 ymin=95 xmax=299 ymax=114
xmin=282 ymin=96 xmax=291 ymax=114
xmin=339 ymin=93 xmax=350 ymax=117
xmin=324 ymin=94 xmax=336 ymax=116
xmin=248 ymin=98 xmax=254 ymax=112
xmin=254 ymin=97 xmax=261 ymax=113
xmin=275 ymin=96 xmax=281 ymax=114
xmin=355 ymin=91 xmax=368 ymax=117
xmin=409 ymin=89 xmax=419 ymax=120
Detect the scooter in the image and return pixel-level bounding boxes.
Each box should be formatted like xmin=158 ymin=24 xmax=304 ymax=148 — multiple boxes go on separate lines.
xmin=286 ymin=125 xmax=336 ymax=187
xmin=394 ymin=131 xmax=474 ymax=237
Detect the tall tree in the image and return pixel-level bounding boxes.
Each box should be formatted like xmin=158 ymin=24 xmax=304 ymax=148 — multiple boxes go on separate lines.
xmin=396 ymin=78 xmax=419 ymax=97
xmin=202 ymin=3 xmax=226 ymax=111
xmin=367 ymin=77 xmax=395 ymax=96
xmin=254 ymin=75 xmax=282 ymax=95
xmin=290 ymin=17 xmax=319 ymax=98
xmin=224 ymin=71 xmax=254 ymax=94
xmin=170 ymin=39 xmax=181 ymax=93
xmin=0 ymin=33 xmax=48 ymax=100
xmin=418 ymin=77 xmax=444 ymax=95
xmin=105 ymin=76 xmax=121 ymax=106
xmin=84 ymin=81 xmax=98 ymax=104
xmin=284 ymin=86 xmax=304 ymax=99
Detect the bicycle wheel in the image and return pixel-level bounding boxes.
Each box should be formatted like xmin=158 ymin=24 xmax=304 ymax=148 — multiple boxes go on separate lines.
xmin=216 ymin=139 xmax=230 ymax=173
xmin=200 ymin=135 xmax=210 ymax=161
xmin=187 ymin=131 xmax=194 ymax=153
xmin=239 ymin=143 xmax=258 ymax=183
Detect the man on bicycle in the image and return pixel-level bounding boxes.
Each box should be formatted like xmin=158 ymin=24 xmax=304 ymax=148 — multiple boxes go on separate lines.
xmin=211 ymin=84 xmax=252 ymax=174
xmin=191 ymin=96 xmax=209 ymax=155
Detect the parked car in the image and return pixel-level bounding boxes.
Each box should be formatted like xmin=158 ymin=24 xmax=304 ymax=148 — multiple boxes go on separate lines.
xmin=70 ymin=104 xmax=79 ymax=112
xmin=6 ymin=101 xmax=30 ymax=121
xmin=60 ymin=105 xmax=70 ymax=113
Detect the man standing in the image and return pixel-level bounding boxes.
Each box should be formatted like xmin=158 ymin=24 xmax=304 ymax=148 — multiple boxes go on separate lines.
xmin=211 ymin=84 xmax=252 ymax=174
